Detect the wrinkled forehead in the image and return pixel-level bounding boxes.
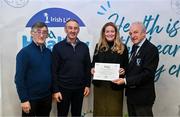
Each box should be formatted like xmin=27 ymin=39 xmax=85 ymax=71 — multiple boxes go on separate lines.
xmin=130 ymin=24 xmax=142 ymax=32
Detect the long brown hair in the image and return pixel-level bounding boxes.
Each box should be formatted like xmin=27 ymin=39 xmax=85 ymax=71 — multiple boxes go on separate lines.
xmin=95 ymin=22 xmax=124 ymax=55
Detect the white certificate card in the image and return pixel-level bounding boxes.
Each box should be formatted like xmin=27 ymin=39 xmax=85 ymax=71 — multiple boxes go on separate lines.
xmin=93 ymin=63 xmax=120 ymax=81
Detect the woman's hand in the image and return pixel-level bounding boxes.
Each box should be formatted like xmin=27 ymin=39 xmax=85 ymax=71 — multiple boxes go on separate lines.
xmin=119 ymin=68 xmax=125 ymax=75
xmin=91 ymin=68 xmax=95 ymax=75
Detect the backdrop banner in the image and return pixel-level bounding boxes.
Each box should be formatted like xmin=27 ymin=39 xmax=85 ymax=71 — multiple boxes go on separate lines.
xmin=0 ymin=0 xmax=180 ymax=116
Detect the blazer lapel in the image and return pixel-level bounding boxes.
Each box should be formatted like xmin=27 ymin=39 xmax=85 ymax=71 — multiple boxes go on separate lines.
xmin=128 ymin=39 xmax=149 ymax=67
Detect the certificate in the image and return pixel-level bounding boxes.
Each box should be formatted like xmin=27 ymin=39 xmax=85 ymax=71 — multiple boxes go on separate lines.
xmin=93 ymin=63 xmax=120 ymax=81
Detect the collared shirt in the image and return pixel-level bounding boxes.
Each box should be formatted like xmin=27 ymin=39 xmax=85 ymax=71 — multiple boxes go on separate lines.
xmin=124 ymin=38 xmax=146 ymax=84
xmin=32 ymin=40 xmax=45 ymax=52
xmin=66 ymin=37 xmax=78 ymax=44
xmin=66 ymin=37 xmax=80 ymax=50
xmin=66 ymin=38 xmax=80 ymax=51
xmin=135 ymin=38 xmax=146 ymax=55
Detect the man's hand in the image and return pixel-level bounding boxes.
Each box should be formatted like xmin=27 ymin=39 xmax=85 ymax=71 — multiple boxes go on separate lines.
xmin=112 ymin=78 xmax=125 ymax=85
xmin=21 ymin=101 xmax=31 ymax=113
xmin=53 ymin=92 xmax=62 ymax=102
xmin=84 ymin=87 xmax=90 ymax=97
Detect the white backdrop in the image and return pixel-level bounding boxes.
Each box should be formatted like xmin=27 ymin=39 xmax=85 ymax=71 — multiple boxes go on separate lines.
xmin=0 ymin=0 xmax=180 ymax=116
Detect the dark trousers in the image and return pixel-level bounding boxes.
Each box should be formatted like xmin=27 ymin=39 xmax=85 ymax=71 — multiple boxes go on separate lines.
xmin=22 ymin=95 xmax=52 ymax=117
xmin=57 ymin=88 xmax=84 ymax=117
xmin=127 ymin=102 xmax=153 ymax=117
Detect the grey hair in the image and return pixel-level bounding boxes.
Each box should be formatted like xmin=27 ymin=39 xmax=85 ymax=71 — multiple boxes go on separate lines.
xmin=65 ymin=19 xmax=79 ymax=27
xmin=131 ymin=21 xmax=146 ymax=33
xmin=31 ymin=21 xmax=48 ymax=31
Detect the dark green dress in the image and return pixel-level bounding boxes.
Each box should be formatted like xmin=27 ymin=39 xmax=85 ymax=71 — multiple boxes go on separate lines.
xmin=91 ymin=42 xmax=129 ymax=116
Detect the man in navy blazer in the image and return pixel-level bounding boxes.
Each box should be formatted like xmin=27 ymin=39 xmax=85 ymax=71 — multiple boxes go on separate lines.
xmin=113 ymin=21 xmax=159 ymax=116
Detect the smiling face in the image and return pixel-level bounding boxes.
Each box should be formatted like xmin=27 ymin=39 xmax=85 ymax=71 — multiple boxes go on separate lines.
xmin=31 ymin=26 xmax=48 ymax=45
xmin=64 ymin=20 xmax=79 ymax=41
xmin=129 ymin=23 xmax=146 ymax=45
xmin=104 ymin=25 xmax=116 ymax=42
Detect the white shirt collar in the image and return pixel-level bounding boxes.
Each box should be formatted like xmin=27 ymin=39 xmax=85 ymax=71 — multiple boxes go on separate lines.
xmin=137 ymin=38 xmax=146 ymax=47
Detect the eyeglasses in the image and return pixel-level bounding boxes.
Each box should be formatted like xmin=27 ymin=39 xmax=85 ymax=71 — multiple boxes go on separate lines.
xmin=33 ymin=29 xmax=48 ymax=36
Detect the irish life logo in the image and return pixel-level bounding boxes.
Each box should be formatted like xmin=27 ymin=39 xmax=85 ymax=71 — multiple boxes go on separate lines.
xmin=17 ymin=8 xmax=92 ymax=51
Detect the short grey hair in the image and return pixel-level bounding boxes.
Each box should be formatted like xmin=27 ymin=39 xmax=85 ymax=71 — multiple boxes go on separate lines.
xmin=65 ymin=19 xmax=79 ymax=27
xmin=31 ymin=21 xmax=48 ymax=32
xmin=131 ymin=21 xmax=146 ymax=33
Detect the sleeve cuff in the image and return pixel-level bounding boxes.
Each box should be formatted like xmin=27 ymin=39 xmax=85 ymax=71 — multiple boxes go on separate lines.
xmin=124 ymin=78 xmax=127 ymax=85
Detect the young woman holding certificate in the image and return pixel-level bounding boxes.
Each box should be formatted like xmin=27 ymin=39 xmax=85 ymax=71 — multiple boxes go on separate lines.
xmin=91 ymin=22 xmax=129 ymax=116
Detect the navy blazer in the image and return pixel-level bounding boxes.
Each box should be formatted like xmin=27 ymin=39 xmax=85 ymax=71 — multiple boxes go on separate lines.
xmin=126 ymin=39 xmax=159 ymax=105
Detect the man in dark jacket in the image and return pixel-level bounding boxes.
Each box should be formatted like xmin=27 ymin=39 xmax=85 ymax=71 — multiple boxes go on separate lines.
xmin=52 ymin=19 xmax=91 ymax=116
xmin=15 ymin=22 xmax=52 ymax=116
xmin=113 ymin=21 xmax=159 ymax=117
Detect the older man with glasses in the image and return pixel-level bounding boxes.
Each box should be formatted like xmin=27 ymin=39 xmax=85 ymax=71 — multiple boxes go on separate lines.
xmin=15 ymin=22 xmax=52 ymax=116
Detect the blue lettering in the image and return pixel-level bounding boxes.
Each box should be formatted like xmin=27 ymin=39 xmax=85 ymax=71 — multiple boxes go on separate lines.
xmin=123 ymin=23 xmax=130 ymax=32
xmin=157 ymin=44 xmax=180 ymax=57
xmin=169 ymin=64 xmax=180 ymax=78
xmin=166 ymin=18 xmax=180 ymax=37
xmin=118 ymin=16 xmax=125 ymax=31
xmin=121 ymin=35 xmax=131 ymax=54
xmin=155 ymin=64 xmax=166 ymax=82
xmin=49 ymin=30 xmax=56 ymax=39
xmin=46 ymin=40 xmax=56 ymax=50
xmin=57 ymin=36 xmax=64 ymax=42
xmin=146 ymin=35 xmax=152 ymax=42
xmin=108 ymin=13 xmax=130 ymax=32
xmin=108 ymin=13 xmax=119 ymax=25
xmin=22 ymin=35 xmax=32 ymax=47
xmin=144 ymin=14 xmax=163 ymax=36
